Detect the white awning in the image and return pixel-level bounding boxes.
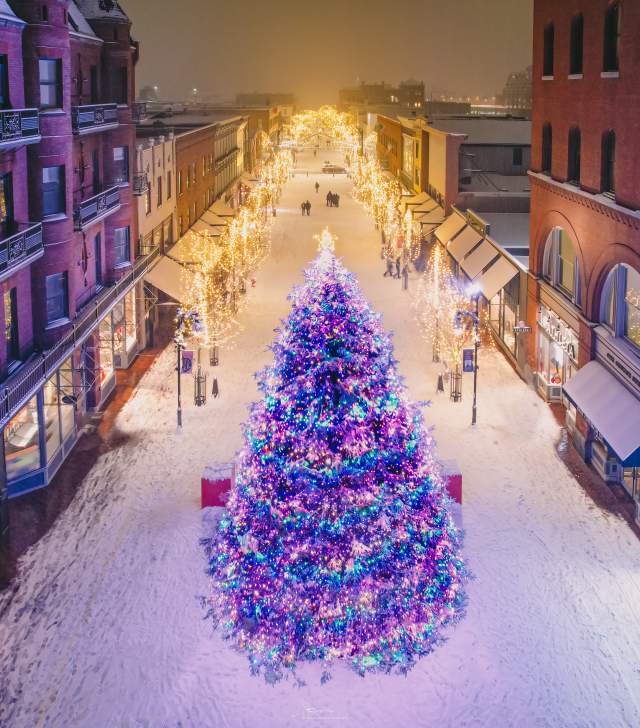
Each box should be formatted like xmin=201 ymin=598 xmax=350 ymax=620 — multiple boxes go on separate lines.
xmin=144 ymin=256 xmax=195 ymax=305
xmin=170 ymin=232 xmax=223 ymax=267
xmin=191 ymin=220 xmax=222 ymax=236
xmin=201 ymin=210 xmax=228 ymax=227
xmin=476 ymin=256 xmax=519 ymax=301
xmin=401 ymin=191 xmax=430 ymax=211
xmin=460 ymin=240 xmax=500 ymax=279
xmin=412 ymin=201 xmax=439 ymax=214
xmin=435 ymin=214 xmax=466 ymax=245
xmin=210 ymin=199 xmax=236 ymax=217
xmin=416 ymin=208 xmax=445 ymax=226
xmin=447 ymin=226 xmax=482 ymax=263
xmin=564 ymin=361 xmax=640 ymax=466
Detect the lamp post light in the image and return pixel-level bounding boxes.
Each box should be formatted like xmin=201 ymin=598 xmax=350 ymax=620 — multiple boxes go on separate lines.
xmin=471 ymin=288 xmax=481 ymax=426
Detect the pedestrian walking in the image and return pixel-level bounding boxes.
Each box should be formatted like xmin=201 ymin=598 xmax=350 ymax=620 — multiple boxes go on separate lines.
xmin=402 ymin=263 xmax=409 ymax=290
xmin=383 ymin=257 xmax=394 ymax=277
xmin=315 ymin=181 xmax=320 ymax=193
xmin=395 ymin=257 xmax=401 ymax=279
xmin=301 ymin=201 xmax=306 ymax=216
xmin=305 ymin=201 xmax=312 ymax=215
xmin=335 ymin=194 xmax=340 ymax=208
xmin=212 ymin=377 xmax=220 ymax=398
xmin=326 ymin=191 xmax=332 ymax=207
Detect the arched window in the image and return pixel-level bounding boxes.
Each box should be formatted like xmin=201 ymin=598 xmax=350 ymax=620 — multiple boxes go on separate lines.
xmin=570 ymin=14 xmax=584 ymax=74
xmin=541 ymin=123 xmax=552 ymax=173
xmin=543 ymin=227 xmax=581 ymax=303
xmin=543 ymin=23 xmax=555 ymax=76
xmin=603 ymin=2 xmax=621 ymax=72
xmin=568 ymin=127 xmax=581 ymax=184
xmin=601 ymin=130 xmax=616 ymax=194
xmin=601 ymin=264 xmax=640 ymax=347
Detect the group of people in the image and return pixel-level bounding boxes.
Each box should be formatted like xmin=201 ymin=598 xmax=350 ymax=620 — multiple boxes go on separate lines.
xmin=300 ymin=200 xmax=312 ymax=216
xmin=325 ymin=191 xmax=340 ymax=207
xmin=384 ymin=256 xmax=410 ymax=290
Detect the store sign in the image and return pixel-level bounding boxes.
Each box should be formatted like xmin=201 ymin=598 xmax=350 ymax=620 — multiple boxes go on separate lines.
xmin=537 ymin=306 xmax=578 ymax=361
xmin=181 ymin=350 xmax=194 ymax=374
xmin=463 ymin=348 xmax=475 ymax=373
xmin=513 ymin=321 xmax=532 ymax=334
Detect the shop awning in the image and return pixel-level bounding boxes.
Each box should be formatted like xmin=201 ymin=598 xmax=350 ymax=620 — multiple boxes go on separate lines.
xmin=191 ymin=220 xmax=222 ymax=236
xmin=412 ymin=201 xmax=439 ymax=215
xmin=415 ymin=208 xmax=445 ymax=226
xmin=201 ymin=211 xmax=228 ymax=227
xmin=564 ymin=361 xmax=640 ymax=466
xmin=170 ymin=233 xmax=223 ymax=267
xmin=476 ymin=256 xmax=519 ymax=301
xmin=447 ymin=226 xmax=482 ymax=263
xmin=401 ymin=191 xmax=430 ymax=211
xmin=460 ymin=240 xmax=500 ymax=279
xmin=144 ymin=256 xmax=195 ymax=305
xmin=435 ymin=214 xmax=466 ymax=246
xmin=210 ymin=199 xmax=236 ymax=217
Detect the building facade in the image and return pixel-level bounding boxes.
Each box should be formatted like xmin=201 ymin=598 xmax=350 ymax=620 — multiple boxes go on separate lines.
xmin=528 ymin=0 xmax=640 ymax=516
xmin=0 ymin=0 xmax=151 ymax=509
xmin=340 ymin=80 xmax=425 ymax=110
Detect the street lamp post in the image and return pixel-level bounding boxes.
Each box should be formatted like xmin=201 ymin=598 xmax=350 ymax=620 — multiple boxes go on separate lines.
xmin=471 ymin=292 xmax=480 ymax=426
xmin=176 ymin=341 xmax=183 ymax=428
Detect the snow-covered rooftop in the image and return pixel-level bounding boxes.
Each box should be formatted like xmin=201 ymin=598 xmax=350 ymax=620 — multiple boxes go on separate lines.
xmin=67 ymin=1 xmax=99 ymax=38
xmin=429 ymin=117 xmax=532 ymax=146
xmin=75 ymin=0 xmax=130 ymax=22
xmin=0 ymin=0 xmax=23 ymax=24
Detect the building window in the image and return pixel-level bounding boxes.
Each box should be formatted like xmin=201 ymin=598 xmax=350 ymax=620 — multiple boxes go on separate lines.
xmin=42 ymin=5 xmax=48 ymax=22
xmin=4 ymin=287 xmax=19 ymax=362
xmin=512 ymin=147 xmax=523 ymax=166
xmin=39 ymin=58 xmax=62 ymax=109
xmin=157 ymin=176 xmax=162 ymax=207
xmin=601 ymin=264 xmax=640 ymax=348
xmin=543 ymin=23 xmax=554 ymax=76
xmin=144 ymin=186 xmax=151 ymax=215
xmin=117 ymin=66 xmax=128 ymax=104
xmin=191 ymin=163 xmax=196 ymax=184
xmin=570 ymin=14 xmax=584 ymax=74
xmin=46 ymin=271 xmax=69 ymax=324
xmin=177 ymin=170 xmax=183 ymax=195
xmin=0 ymin=55 xmax=10 ymax=109
xmin=113 ymin=146 xmax=129 ymax=184
xmin=541 ymin=123 xmax=552 ymax=173
xmin=601 ymin=130 xmax=616 ymax=195
xmin=0 ymin=171 xmax=14 ymax=236
xmin=186 ymin=169 xmax=190 ymax=190
xmin=114 ymin=227 xmax=130 ymax=265
xmin=4 ymin=396 xmax=41 ymax=481
xmin=167 ymin=170 xmax=172 ymax=199
xmin=42 ymin=165 xmax=66 ymax=217
xmin=202 ymin=156 xmax=206 ymax=177
xmin=603 ymin=2 xmax=621 ymax=72
xmin=567 ymin=127 xmax=581 ymax=185
xmin=543 ymin=227 xmax=580 ymax=304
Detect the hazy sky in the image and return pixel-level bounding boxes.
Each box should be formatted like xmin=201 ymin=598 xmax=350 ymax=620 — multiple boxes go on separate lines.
xmin=125 ymin=0 xmax=533 ymax=106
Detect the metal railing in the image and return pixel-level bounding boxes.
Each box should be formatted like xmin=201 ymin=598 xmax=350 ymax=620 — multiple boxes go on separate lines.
xmin=133 ymin=173 xmax=149 ymax=196
xmin=0 ymin=108 xmax=40 ymax=147
xmin=0 ymin=248 xmax=161 ymax=428
xmin=74 ymin=186 xmax=121 ymax=230
xmin=0 ymin=222 xmax=44 ymax=280
xmin=71 ymin=103 xmax=119 ymax=134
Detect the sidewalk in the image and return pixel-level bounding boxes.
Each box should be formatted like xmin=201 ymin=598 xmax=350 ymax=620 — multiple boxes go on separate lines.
xmin=0 ymin=347 xmax=164 ymax=589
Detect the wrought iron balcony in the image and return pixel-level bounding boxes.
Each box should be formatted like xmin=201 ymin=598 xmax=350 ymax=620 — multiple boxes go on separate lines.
xmin=132 ymin=102 xmax=148 ymax=122
xmin=74 ymin=186 xmax=121 ymax=231
xmin=0 ymin=108 xmax=40 ymax=150
xmin=0 ymin=222 xmax=44 ymax=282
xmin=133 ymin=172 xmax=149 ymax=196
xmin=71 ymin=103 xmax=119 ymax=135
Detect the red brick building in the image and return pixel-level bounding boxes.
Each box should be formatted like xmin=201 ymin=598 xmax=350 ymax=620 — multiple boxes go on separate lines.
xmin=528 ymin=0 xmax=640 ymax=512
xmin=1 ymin=1 xmax=150 ymax=510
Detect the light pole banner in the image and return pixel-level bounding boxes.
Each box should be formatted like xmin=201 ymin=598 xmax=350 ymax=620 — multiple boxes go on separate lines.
xmin=181 ymin=350 xmax=194 ymax=374
xmin=463 ymin=348 xmax=475 ymax=373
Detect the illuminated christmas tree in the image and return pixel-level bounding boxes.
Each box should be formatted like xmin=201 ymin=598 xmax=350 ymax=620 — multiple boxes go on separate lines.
xmin=206 ymin=231 xmax=466 ymax=681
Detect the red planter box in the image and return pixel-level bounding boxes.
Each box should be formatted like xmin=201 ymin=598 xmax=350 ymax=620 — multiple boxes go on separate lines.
xmin=441 ymin=459 xmax=463 ymax=504
xmin=201 ymin=463 xmax=234 ymax=508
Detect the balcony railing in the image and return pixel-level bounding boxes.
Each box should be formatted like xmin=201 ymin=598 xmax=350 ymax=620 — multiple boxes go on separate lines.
xmin=0 ymin=248 xmax=161 ymax=429
xmin=132 ymin=102 xmax=148 ymax=122
xmin=74 ymin=186 xmax=121 ymax=231
xmin=71 ymin=103 xmax=119 ymax=135
xmin=0 ymin=108 xmax=40 ymax=150
xmin=0 ymin=222 xmax=44 ymax=281
xmin=133 ymin=173 xmax=149 ymax=196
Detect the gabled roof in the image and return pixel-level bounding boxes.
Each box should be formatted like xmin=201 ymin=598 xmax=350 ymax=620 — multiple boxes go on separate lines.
xmin=75 ymin=0 xmax=130 ymax=23
xmin=67 ymin=1 xmax=99 ymax=38
xmin=0 ymin=0 xmax=25 ymax=26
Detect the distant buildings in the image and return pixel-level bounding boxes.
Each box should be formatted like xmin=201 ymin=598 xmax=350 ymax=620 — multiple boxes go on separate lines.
xmin=496 ymin=66 xmax=533 ymax=118
xmin=527 ymin=0 xmax=640 ymax=515
xmin=339 ymin=80 xmax=425 ymax=110
xmin=235 ymin=92 xmax=297 ymax=108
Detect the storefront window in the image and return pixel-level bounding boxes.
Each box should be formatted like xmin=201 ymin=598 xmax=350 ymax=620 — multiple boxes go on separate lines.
xmin=43 ymin=374 xmax=62 ymax=461
xmin=58 ymin=357 xmax=75 ymax=442
xmin=600 ymin=264 xmax=640 ymax=348
xmin=625 ymin=266 xmax=640 ymax=347
xmin=544 ymin=227 xmax=580 ymax=303
xmin=558 ymin=230 xmax=576 ymax=296
xmin=99 ymin=315 xmax=114 ymax=386
xmin=537 ymin=305 xmax=579 ymax=393
xmin=4 ymin=396 xmax=41 ymax=480
xmin=113 ymin=292 xmax=138 ymax=359
xmin=488 ymin=276 xmax=519 ymax=356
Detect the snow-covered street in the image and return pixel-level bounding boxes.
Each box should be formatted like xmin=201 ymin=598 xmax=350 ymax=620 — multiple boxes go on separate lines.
xmin=1 ymin=149 xmax=639 ymax=728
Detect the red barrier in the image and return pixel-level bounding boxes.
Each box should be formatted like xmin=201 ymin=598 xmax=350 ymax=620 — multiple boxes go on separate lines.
xmin=440 ymin=459 xmax=463 ymax=504
xmin=201 ymin=463 xmax=234 ymax=508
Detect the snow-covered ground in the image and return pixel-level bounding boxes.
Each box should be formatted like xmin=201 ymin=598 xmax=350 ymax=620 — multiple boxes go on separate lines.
xmin=1 ymin=149 xmax=639 ymax=728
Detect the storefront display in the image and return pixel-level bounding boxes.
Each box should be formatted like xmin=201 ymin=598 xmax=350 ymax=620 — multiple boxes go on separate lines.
xmin=536 ymin=305 xmax=579 ymax=401
xmin=489 ymin=276 xmax=519 ymax=356
xmin=4 ymin=396 xmax=41 ymax=481
xmin=113 ymin=290 xmax=139 ymax=368
xmin=98 ymin=315 xmax=115 ymax=389
xmin=43 ymin=358 xmax=77 ymax=463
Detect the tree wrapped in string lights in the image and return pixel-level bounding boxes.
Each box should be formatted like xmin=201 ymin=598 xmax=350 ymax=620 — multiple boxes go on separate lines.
xmin=205 ymin=231 xmax=467 ymax=682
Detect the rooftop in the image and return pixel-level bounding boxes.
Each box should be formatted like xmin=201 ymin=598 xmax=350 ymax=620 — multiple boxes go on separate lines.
xmin=460 ymin=172 xmax=531 ymax=194
xmin=75 ymin=0 xmax=130 ymax=22
xmin=478 ymin=211 xmax=531 ymax=269
xmin=429 ymin=117 xmax=532 ymax=145
xmin=67 ymin=1 xmax=98 ymax=38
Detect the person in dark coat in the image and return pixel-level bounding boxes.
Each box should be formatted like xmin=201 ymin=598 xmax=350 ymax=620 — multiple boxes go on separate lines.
xmin=402 ymin=263 xmax=409 ymax=290
xmin=326 ymin=191 xmax=332 ymax=207
xmin=212 ymin=378 xmax=219 ymax=398
xmin=383 ymin=257 xmax=394 ymax=277
xmin=335 ymin=194 xmax=340 ymax=208
xmin=395 ymin=257 xmax=401 ymax=279
xmin=301 ymin=202 xmax=306 ymax=216
xmin=315 ymin=181 xmax=320 ymax=193
xmin=305 ymin=201 xmax=311 ymax=215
